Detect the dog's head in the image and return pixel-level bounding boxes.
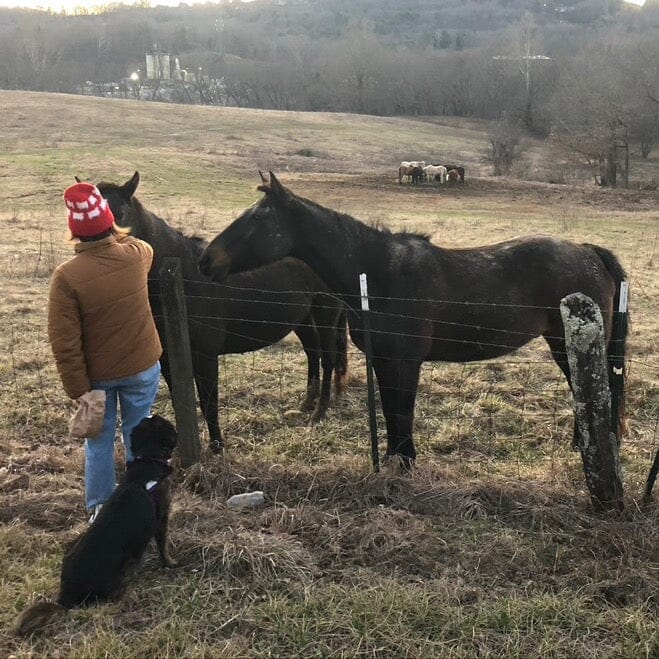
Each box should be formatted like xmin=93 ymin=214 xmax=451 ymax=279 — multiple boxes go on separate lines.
xmin=130 ymin=414 xmax=177 ymax=461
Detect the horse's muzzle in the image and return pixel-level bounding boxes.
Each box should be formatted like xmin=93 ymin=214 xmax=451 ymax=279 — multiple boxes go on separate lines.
xmin=198 ymin=249 xmax=230 ymax=282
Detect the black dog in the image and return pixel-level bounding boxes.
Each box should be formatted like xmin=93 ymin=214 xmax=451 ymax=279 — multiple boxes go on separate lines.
xmin=17 ymin=414 xmax=177 ymax=636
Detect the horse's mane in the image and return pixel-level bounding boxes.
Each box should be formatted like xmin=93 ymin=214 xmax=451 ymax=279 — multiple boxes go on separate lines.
xmin=109 ymin=190 xmax=208 ymax=253
xmin=187 ymin=235 xmax=207 ymax=253
xmin=288 ymin=191 xmax=431 ymax=243
xmin=97 ymin=180 xmax=118 ymax=190
xmin=374 ymin=223 xmax=431 ymax=242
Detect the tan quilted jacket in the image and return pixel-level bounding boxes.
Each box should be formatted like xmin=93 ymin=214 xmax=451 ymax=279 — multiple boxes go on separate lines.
xmin=48 ymin=234 xmax=162 ymax=399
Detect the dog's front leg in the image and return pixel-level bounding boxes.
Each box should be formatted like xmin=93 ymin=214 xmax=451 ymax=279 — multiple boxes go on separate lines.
xmin=155 ymin=526 xmax=177 ymax=568
xmin=155 ymin=499 xmax=177 ymax=568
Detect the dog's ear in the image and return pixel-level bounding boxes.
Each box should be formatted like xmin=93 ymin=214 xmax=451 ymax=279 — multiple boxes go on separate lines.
xmin=131 ymin=416 xmax=161 ymax=454
xmin=150 ymin=414 xmax=177 ymax=448
xmin=131 ymin=415 xmax=177 ymax=458
xmin=163 ymin=422 xmax=178 ymax=451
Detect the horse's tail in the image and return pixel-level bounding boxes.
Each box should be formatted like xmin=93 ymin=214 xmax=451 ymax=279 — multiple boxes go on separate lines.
xmin=643 ymin=448 xmax=659 ymax=502
xmin=333 ymin=309 xmax=349 ymax=397
xmin=16 ymin=600 xmax=66 ymax=637
xmin=587 ymin=244 xmax=629 ymax=440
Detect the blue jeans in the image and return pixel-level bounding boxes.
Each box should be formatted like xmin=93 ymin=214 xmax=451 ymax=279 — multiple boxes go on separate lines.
xmin=84 ymin=361 xmax=161 ymax=509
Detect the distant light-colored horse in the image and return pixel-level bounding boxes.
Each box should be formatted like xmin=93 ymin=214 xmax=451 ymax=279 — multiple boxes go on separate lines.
xmin=398 ymin=161 xmax=426 ymax=184
xmin=423 ymin=164 xmax=447 ymax=184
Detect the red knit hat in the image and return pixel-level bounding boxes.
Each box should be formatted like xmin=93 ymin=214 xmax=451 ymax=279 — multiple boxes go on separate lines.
xmin=64 ymin=182 xmax=115 ymax=238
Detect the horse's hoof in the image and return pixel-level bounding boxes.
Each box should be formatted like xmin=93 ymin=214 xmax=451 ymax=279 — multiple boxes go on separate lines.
xmin=209 ymin=441 xmax=224 ymax=455
xmin=400 ymin=457 xmax=415 ymax=473
xmin=383 ymin=453 xmax=415 ymax=473
xmin=309 ymin=408 xmax=328 ymax=425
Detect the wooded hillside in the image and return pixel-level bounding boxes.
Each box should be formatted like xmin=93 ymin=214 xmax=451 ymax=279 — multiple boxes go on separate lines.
xmin=1 ymin=0 xmax=658 ymax=185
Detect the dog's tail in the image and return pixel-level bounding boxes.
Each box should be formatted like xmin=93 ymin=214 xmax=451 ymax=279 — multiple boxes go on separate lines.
xmin=16 ymin=599 xmax=66 ymax=637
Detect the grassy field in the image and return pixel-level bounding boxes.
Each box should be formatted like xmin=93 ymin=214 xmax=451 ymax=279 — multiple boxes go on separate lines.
xmin=0 ymin=91 xmax=657 ymax=658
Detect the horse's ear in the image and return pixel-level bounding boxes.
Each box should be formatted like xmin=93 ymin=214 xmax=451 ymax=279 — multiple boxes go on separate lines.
xmin=74 ymin=176 xmax=82 ymax=183
xmin=256 ymin=170 xmax=271 ymax=193
xmin=268 ymin=172 xmax=287 ymax=200
xmin=122 ymin=171 xmax=140 ymax=199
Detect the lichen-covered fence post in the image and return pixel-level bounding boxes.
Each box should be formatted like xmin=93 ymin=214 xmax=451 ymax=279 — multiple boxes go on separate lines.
xmin=160 ymin=257 xmax=201 ymax=467
xmin=560 ymin=293 xmax=623 ymax=511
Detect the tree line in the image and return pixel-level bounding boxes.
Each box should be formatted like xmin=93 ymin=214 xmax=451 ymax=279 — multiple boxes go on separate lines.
xmin=1 ymin=0 xmax=657 ymax=185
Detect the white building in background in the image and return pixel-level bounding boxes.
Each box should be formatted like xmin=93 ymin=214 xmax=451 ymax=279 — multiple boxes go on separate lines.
xmin=145 ymin=51 xmax=171 ymax=80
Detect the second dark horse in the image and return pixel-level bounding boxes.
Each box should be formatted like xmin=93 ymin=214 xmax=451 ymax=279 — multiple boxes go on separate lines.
xmin=199 ymin=172 xmax=628 ymax=471
xmin=95 ymin=172 xmax=348 ymax=452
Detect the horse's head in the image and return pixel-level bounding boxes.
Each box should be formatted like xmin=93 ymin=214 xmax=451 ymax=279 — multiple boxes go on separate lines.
xmin=94 ymin=172 xmax=140 ymax=231
xmin=199 ymin=171 xmax=294 ymax=282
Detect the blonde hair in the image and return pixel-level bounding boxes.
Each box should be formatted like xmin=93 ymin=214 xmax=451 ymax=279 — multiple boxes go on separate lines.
xmin=69 ymin=222 xmax=132 ymax=242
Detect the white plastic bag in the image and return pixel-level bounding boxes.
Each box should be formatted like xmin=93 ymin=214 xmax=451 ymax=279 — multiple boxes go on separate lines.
xmin=227 ymin=491 xmax=265 ymax=508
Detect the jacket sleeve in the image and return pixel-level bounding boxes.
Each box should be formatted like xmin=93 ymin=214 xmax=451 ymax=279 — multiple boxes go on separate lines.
xmin=119 ymin=235 xmax=154 ymax=273
xmin=47 ymin=268 xmax=91 ymax=399
xmin=137 ymin=237 xmax=154 ymax=272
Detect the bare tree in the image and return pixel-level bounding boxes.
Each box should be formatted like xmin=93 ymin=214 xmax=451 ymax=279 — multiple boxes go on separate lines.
xmin=630 ymin=106 xmax=659 ymax=159
xmin=486 ymin=112 xmax=524 ymax=176
xmin=549 ymin=41 xmax=641 ymax=188
xmin=630 ymin=38 xmax=659 ymax=158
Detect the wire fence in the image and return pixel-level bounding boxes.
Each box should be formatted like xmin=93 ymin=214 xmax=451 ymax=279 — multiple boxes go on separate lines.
xmin=2 ymin=276 xmax=655 ymax=479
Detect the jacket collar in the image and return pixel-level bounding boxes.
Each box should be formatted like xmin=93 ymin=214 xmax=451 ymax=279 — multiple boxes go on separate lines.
xmin=74 ymin=234 xmax=118 ymax=254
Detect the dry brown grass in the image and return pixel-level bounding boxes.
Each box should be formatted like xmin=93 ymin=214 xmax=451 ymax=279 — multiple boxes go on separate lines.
xmin=0 ymin=91 xmax=657 ymax=658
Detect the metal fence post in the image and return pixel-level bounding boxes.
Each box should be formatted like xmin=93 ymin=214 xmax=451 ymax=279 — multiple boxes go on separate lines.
xmin=609 ymin=281 xmax=629 ymax=443
xmin=360 ymin=273 xmax=380 ymax=472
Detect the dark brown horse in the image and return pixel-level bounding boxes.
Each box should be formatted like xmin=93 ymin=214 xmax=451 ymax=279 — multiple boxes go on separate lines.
xmin=199 ymin=172 xmax=628 ymax=466
xmin=435 ymin=164 xmax=465 ymax=182
xmin=94 ymin=173 xmax=348 ymax=453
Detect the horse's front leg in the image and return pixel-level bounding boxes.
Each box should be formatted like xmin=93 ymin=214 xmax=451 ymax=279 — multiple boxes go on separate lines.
xmin=160 ymin=350 xmax=173 ymax=392
xmin=294 ymin=319 xmax=321 ymax=413
xmin=544 ymin=334 xmax=583 ymax=451
xmin=309 ymin=302 xmax=344 ymax=424
xmin=192 ymin=352 xmax=223 ymax=454
xmin=372 ymin=357 xmax=422 ymax=468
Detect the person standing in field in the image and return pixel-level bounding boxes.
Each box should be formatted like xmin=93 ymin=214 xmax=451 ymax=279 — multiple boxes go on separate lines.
xmin=48 ymin=182 xmax=162 ymax=522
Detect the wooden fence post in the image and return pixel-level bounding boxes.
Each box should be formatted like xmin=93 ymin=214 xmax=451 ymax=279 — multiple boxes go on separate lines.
xmin=160 ymin=257 xmax=201 ymax=468
xmin=560 ymin=292 xmax=623 ymax=511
